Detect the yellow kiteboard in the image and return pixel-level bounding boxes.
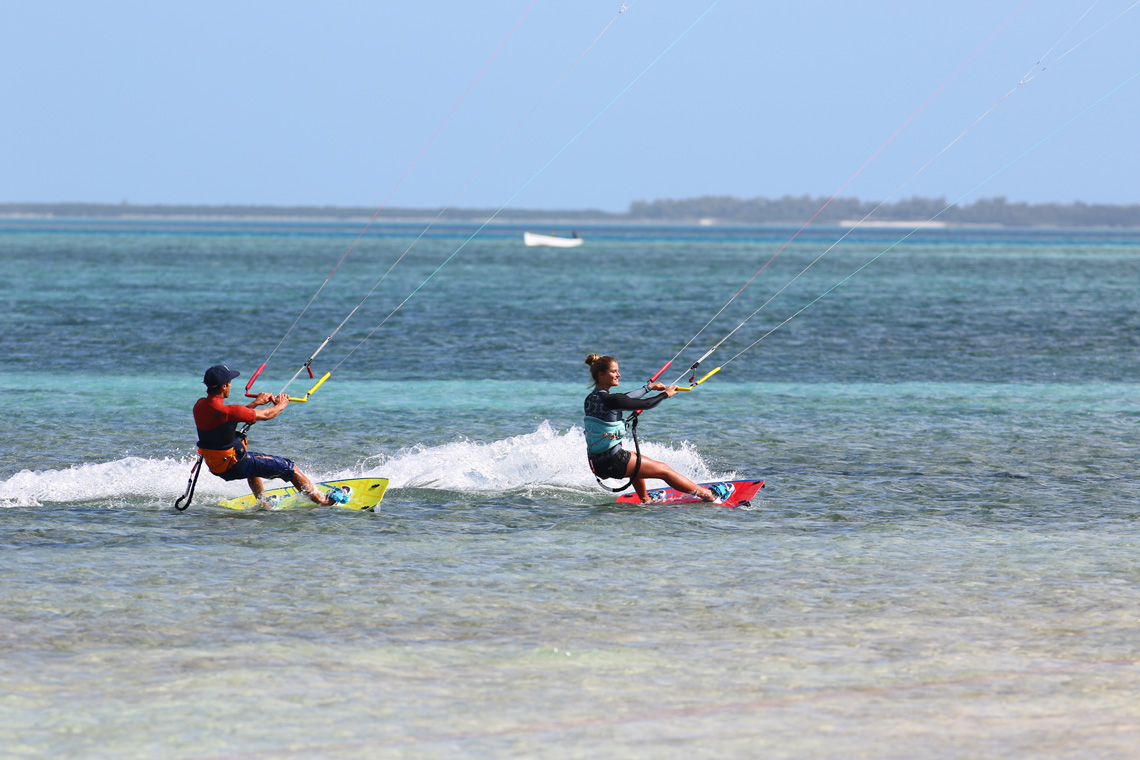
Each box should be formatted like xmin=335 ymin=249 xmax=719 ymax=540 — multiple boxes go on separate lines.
xmin=219 ymin=478 xmax=389 ymax=512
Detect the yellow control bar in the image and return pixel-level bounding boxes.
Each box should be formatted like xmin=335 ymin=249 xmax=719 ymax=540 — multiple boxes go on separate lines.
xmin=672 ymin=366 xmax=721 ymax=391
xmin=694 ymin=366 xmax=721 ymax=385
xmin=288 ymin=372 xmax=331 ymax=403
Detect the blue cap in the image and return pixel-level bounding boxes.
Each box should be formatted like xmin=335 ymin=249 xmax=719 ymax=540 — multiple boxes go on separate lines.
xmin=203 ymin=364 xmax=241 ymax=388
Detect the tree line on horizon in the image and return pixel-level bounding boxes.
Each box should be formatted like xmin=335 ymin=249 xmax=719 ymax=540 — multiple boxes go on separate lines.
xmin=4 ymin=196 xmax=1140 ymax=226
xmin=628 ymin=195 xmax=1140 ymax=227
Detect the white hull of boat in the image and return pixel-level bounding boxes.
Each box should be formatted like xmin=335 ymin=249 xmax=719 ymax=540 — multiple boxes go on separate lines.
xmin=523 ymin=231 xmax=583 ymax=248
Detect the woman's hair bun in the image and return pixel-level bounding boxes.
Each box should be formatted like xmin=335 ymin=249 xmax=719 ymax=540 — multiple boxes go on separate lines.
xmin=584 ymin=353 xmax=601 ymax=367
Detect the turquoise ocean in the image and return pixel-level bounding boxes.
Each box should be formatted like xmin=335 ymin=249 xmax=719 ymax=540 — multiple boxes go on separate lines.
xmin=2 ymin=218 xmax=1139 ymax=758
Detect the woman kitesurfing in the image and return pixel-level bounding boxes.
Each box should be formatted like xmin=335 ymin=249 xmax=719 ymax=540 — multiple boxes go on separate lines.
xmin=583 ymin=354 xmax=730 ymax=504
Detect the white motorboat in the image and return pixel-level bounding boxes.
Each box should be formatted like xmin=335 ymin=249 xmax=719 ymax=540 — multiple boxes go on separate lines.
xmin=523 ymin=231 xmax=583 ymax=248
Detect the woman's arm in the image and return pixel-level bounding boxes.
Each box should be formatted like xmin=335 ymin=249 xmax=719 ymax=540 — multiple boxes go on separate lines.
xmin=601 ymin=386 xmax=677 ymax=412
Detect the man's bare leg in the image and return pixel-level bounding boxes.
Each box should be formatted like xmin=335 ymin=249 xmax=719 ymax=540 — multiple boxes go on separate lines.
xmin=291 ymin=467 xmax=334 ymax=506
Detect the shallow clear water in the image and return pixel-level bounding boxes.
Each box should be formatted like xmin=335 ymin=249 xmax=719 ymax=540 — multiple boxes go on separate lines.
xmin=2 ymin=219 xmax=1139 ymax=758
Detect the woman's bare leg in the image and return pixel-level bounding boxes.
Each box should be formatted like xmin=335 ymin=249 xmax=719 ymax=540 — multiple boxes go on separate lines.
xmin=626 ymin=454 xmax=714 ymax=502
xmin=632 ymin=475 xmax=648 ymax=503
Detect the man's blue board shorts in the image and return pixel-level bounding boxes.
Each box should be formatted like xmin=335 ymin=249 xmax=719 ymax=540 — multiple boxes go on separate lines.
xmin=222 ymin=452 xmax=296 ymax=482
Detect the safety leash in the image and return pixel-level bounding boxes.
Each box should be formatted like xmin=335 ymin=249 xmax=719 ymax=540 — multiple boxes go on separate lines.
xmin=174 ymin=455 xmax=203 ymax=512
xmin=592 ymin=412 xmax=642 ymax=493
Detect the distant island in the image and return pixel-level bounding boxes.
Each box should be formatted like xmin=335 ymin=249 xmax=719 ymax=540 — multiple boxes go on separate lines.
xmin=629 ymin=195 xmax=1140 ymax=228
xmin=4 ymin=195 xmax=1140 ymax=227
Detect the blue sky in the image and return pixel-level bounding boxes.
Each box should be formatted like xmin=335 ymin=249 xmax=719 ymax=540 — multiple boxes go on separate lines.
xmin=3 ymin=1 xmax=1139 ymax=211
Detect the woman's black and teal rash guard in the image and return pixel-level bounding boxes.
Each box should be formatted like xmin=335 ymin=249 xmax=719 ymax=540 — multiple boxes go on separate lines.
xmin=583 ymin=384 xmax=669 ymax=459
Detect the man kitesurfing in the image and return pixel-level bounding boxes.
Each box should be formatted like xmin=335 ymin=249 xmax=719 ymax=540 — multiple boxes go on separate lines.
xmin=193 ymin=364 xmax=346 ymax=508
